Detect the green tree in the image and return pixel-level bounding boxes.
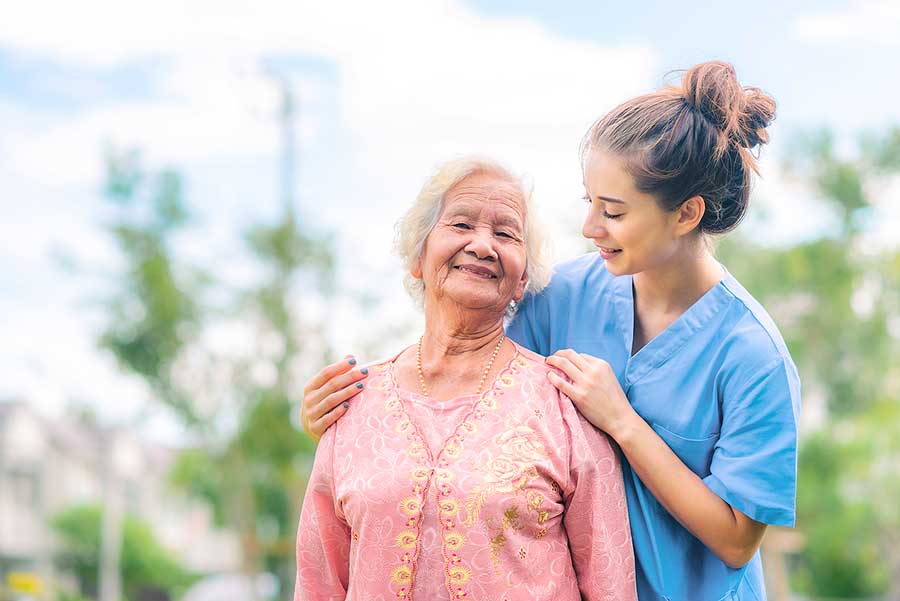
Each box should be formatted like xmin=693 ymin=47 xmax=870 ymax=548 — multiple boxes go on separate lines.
xmin=50 ymin=505 xmax=194 ymax=600
xmin=97 ymin=147 xmax=335 ymax=597
xmin=100 ymin=149 xmax=205 ymax=425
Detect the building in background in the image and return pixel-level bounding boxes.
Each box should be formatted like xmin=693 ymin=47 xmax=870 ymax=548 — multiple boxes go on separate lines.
xmin=0 ymin=400 xmax=241 ymax=598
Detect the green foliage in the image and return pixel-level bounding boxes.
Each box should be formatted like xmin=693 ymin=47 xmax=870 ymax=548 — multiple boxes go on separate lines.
xmin=98 ymin=147 xmax=336 ymax=594
xmin=55 ymin=591 xmax=92 ymax=601
xmin=50 ymin=505 xmax=194 ymax=600
xmin=794 ymin=432 xmax=888 ymax=595
xmin=99 ymin=149 xmax=204 ymax=425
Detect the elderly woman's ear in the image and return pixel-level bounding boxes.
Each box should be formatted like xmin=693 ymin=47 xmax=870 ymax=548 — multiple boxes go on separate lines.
xmin=410 ymin=256 xmax=423 ymax=280
xmin=513 ymin=271 xmax=528 ymax=302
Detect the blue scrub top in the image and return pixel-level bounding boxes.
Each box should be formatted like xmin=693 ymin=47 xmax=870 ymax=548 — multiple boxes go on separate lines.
xmin=507 ymin=254 xmax=800 ymax=601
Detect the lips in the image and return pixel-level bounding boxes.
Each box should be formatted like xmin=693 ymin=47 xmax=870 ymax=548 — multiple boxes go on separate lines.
xmin=454 ymin=264 xmax=498 ymax=279
xmin=595 ymin=245 xmax=622 ymax=260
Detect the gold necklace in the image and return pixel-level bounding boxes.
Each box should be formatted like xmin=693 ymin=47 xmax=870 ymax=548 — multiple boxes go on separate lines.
xmin=416 ymin=334 xmax=506 ymax=397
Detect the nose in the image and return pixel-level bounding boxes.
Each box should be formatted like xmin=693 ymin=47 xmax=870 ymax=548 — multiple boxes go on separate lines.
xmin=582 ymin=212 xmax=608 ymax=240
xmin=465 ymin=228 xmax=498 ymax=261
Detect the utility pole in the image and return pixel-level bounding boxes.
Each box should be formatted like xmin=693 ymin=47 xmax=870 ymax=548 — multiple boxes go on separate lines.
xmin=279 ymin=78 xmax=296 ymax=220
xmin=98 ymin=433 xmax=123 ymax=601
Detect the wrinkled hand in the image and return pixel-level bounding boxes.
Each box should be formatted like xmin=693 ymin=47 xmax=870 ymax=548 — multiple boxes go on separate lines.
xmin=301 ymin=355 xmax=368 ymax=441
xmin=545 ymin=349 xmax=636 ymax=439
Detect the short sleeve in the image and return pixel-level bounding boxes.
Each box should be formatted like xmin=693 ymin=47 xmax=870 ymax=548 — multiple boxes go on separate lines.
xmin=703 ymin=358 xmax=800 ymax=527
xmin=294 ymin=429 xmax=351 ymax=600
xmin=507 ymin=292 xmax=550 ymax=355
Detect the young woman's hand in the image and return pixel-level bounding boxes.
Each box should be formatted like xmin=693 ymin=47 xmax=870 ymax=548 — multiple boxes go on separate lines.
xmin=545 ymin=349 xmax=639 ymax=440
xmin=301 ymin=356 xmax=368 ymax=441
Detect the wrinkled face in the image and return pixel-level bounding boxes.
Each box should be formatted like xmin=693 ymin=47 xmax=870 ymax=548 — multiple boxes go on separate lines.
xmin=582 ymin=150 xmax=681 ymax=276
xmin=413 ymin=171 xmax=528 ymax=314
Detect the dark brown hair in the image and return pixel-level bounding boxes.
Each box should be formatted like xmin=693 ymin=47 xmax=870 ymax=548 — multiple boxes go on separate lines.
xmin=582 ymin=61 xmax=776 ymax=234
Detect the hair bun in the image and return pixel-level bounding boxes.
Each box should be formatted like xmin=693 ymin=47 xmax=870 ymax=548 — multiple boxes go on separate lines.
xmin=682 ymin=61 xmax=776 ymax=150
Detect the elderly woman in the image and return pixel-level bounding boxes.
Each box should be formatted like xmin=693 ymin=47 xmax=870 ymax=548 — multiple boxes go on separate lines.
xmin=294 ymin=157 xmax=636 ymax=600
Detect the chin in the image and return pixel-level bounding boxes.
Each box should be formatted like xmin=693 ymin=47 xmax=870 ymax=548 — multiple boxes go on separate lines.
xmin=602 ymin=258 xmax=627 ymax=276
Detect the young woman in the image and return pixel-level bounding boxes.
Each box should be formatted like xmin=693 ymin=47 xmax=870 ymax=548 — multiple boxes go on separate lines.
xmin=302 ymin=61 xmax=800 ymax=600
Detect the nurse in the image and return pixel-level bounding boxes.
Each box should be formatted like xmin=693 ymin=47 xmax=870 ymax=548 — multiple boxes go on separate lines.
xmin=508 ymin=60 xmax=800 ymax=600
xmin=301 ymin=61 xmax=800 ymax=600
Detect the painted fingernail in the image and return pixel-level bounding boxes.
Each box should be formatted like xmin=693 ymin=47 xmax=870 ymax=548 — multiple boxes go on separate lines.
xmin=360 ymin=367 xmax=368 ymax=375
xmin=342 ymin=402 xmax=349 ymax=409
xmin=348 ymin=358 xmax=357 ymax=366
xmin=356 ymin=382 xmax=363 ymax=389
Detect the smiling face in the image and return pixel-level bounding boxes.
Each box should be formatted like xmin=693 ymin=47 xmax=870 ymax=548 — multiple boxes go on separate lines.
xmin=581 ymin=150 xmax=685 ymax=276
xmin=412 ymin=171 xmax=528 ymax=315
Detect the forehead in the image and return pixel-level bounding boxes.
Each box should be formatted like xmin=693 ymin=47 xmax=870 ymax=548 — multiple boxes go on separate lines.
xmin=584 ymin=151 xmax=633 ymax=189
xmin=443 ymin=171 xmax=525 ymax=216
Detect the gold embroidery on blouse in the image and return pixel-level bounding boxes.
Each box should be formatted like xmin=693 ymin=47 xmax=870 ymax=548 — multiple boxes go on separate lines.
xmin=447 ymin=565 xmax=472 ymax=585
xmin=462 ymin=419 xmax=548 ymax=526
xmin=489 ymin=532 xmax=506 ymax=567
xmin=444 ymin=531 xmax=465 ymax=551
xmin=383 ymin=350 xmax=525 ymax=600
xmin=435 ymin=468 xmax=454 ymax=482
xmin=399 ymin=497 xmax=420 ymax=516
xmin=439 ymin=498 xmax=459 ymax=515
xmin=486 ymin=504 xmax=525 ymax=569
xmin=395 ymin=531 xmax=417 ymax=550
xmin=526 ymin=490 xmax=550 ymax=525
xmin=502 ymin=506 xmax=523 ymax=530
xmin=391 ymin=565 xmax=412 ymax=585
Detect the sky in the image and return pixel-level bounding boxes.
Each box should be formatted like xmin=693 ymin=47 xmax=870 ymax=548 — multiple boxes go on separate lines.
xmin=2 ymin=0 xmax=899 ymax=442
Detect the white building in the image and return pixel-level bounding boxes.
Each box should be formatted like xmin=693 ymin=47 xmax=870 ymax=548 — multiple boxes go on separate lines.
xmin=0 ymin=400 xmax=242 ymax=598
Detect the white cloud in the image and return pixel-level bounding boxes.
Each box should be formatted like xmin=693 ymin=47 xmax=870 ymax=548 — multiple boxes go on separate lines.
xmin=793 ymin=0 xmax=900 ymax=46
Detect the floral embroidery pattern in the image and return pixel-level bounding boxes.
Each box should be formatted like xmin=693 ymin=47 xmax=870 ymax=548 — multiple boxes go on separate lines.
xmin=463 ymin=420 xmax=548 ymax=527
xmin=486 ymin=505 xmax=525 ymax=569
xmin=379 ymin=363 xmax=432 ymax=599
xmin=382 ymin=353 xmax=514 ymax=599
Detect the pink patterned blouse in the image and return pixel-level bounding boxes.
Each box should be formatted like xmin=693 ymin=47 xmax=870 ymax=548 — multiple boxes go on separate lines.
xmin=295 ymin=343 xmax=636 ymax=601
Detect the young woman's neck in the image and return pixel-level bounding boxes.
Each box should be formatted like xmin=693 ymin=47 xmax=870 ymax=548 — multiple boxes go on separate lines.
xmin=632 ymin=241 xmax=724 ymax=314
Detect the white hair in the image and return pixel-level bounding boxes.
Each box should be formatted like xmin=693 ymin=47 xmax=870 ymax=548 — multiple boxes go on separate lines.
xmin=394 ymin=156 xmax=552 ymax=310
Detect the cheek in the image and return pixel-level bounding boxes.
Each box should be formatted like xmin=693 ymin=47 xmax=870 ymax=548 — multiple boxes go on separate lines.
xmin=508 ymin=250 xmax=528 ymax=283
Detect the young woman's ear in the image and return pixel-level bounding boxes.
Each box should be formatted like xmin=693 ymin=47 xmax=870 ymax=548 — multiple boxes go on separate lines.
xmin=675 ymin=195 xmax=706 ymax=235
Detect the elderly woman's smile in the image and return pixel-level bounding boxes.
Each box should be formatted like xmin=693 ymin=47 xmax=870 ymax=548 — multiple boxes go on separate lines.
xmin=453 ymin=263 xmax=497 ymax=279
xmin=412 ymin=170 xmax=529 ymax=313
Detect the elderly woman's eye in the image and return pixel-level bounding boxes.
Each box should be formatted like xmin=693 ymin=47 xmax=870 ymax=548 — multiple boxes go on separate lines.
xmin=452 ymin=222 xmax=472 ymax=229
xmin=496 ymin=231 xmax=514 ymax=239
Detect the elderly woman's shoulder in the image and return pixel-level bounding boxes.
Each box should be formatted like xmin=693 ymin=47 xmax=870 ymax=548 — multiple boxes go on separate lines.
xmin=509 ymin=344 xmax=568 ymax=408
xmin=512 ymin=343 xmax=551 ymax=370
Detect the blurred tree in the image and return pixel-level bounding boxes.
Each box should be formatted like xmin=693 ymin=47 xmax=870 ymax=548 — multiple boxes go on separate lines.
xmin=98 ymin=148 xmax=334 ymax=597
xmin=50 ymin=505 xmax=193 ymax=600
xmin=100 ymin=149 xmax=205 ymax=425
xmin=720 ymin=128 xmax=899 ymax=416
xmin=719 ymin=127 xmax=900 ymax=598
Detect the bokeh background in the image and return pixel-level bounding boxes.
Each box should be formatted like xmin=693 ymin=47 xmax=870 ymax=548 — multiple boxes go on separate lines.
xmin=2 ymin=1 xmax=900 ymax=600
